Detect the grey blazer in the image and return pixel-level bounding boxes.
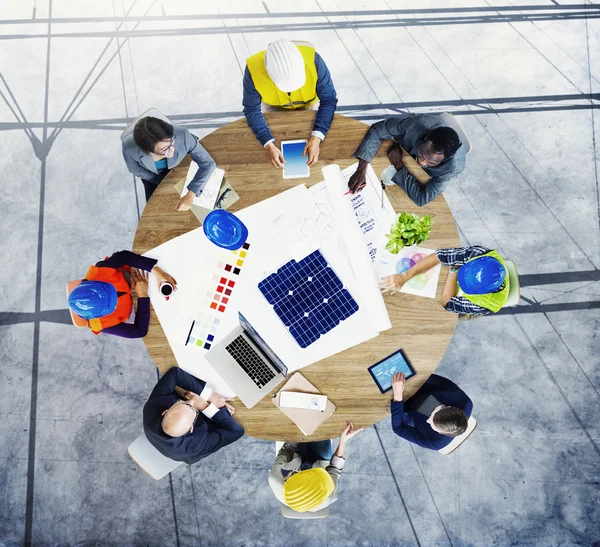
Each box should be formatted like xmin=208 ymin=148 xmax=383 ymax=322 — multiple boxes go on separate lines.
xmin=353 ymin=113 xmax=466 ymax=207
xmin=122 ymin=125 xmax=216 ymax=195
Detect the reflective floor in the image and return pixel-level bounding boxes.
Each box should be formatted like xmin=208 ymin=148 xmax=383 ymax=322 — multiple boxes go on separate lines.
xmin=1 ymin=1 xmax=599 ymax=545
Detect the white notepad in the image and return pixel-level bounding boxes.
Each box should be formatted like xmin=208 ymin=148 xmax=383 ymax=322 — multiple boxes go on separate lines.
xmin=181 ymin=164 xmax=225 ymax=210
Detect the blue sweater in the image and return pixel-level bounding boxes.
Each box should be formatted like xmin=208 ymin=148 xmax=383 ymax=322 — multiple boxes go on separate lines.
xmin=143 ymin=367 xmax=245 ymax=464
xmin=242 ymin=52 xmax=338 ymax=146
xmin=391 ymin=374 xmax=473 ymax=451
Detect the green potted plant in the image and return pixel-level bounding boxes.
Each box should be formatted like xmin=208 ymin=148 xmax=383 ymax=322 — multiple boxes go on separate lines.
xmin=385 ymin=211 xmax=433 ymax=254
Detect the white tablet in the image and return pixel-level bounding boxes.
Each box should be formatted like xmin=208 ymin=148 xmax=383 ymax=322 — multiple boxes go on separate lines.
xmin=281 ymin=140 xmax=309 ymax=179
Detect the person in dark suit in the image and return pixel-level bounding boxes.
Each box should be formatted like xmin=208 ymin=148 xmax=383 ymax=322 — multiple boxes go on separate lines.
xmin=122 ymin=116 xmax=216 ymax=209
xmin=347 ymin=113 xmax=465 ymax=205
xmin=143 ymin=367 xmax=244 ymax=464
xmin=390 ymin=372 xmax=473 ymax=451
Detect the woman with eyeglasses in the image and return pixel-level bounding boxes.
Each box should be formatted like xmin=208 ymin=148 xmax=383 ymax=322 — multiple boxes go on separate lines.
xmin=122 ymin=116 xmax=217 ymax=211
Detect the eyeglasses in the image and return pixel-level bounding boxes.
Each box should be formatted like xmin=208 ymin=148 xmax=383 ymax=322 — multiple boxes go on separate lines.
xmin=157 ymin=136 xmax=176 ymax=156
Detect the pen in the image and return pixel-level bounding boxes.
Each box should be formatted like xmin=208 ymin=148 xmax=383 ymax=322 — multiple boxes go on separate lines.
xmin=344 ymin=183 xmax=366 ymax=195
xmin=185 ymin=320 xmax=195 ymax=346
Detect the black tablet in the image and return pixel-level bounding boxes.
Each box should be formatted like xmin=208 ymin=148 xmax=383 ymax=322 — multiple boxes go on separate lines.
xmin=368 ymin=349 xmax=416 ymax=394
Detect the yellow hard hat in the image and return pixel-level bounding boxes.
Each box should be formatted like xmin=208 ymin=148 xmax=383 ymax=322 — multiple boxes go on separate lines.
xmin=283 ymin=468 xmax=335 ymax=512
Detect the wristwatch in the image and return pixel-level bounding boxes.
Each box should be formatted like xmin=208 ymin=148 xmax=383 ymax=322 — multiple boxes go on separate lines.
xmin=449 ymin=267 xmax=458 ymax=274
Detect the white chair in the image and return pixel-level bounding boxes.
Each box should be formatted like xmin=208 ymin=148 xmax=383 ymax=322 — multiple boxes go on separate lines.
xmin=274 ymin=442 xmax=330 ymax=519
xmin=128 ymin=433 xmax=183 ymax=480
xmin=120 ymin=108 xmax=173 ymax=142
xmin=439 ymin=112 xmax=472 ymax=155
xmin=438 ymin=416 xmax=477 ymax=455
xmin=503 ymin=261 xmax=520 ymax=307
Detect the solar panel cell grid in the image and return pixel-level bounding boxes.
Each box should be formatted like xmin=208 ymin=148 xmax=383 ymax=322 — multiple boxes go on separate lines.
xmin=258 ymin=251 xmax=359 ymax=348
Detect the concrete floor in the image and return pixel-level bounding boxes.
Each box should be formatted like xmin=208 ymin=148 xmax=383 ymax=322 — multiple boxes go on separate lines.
xmin=1 ymin=1 xmax=600 ymax=546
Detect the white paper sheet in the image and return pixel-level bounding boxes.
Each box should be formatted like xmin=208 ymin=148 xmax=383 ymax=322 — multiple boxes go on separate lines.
xmin=322 ymin=164 xmax=392 ymax=333
xmin=376 ymin=246 xmax=442 ymax=299
xmin=146 ymin=176 xmax=392 ymax=395
xmin=341 ymin=163 xmax=397 ymax=264
xmin=181 ymin=164 xmax=225 ymax=210
xmin=272 ymin=163 xmax=396 ymax=274
xmin=145 ymin=185 xmax=309 ymax=395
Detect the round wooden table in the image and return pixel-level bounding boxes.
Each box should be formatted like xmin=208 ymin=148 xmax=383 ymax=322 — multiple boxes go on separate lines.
xmin=133 ymin=112 xmax=460 ymax=441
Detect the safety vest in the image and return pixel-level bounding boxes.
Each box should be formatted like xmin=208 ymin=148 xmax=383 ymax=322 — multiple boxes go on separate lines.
xmin=246 ymin=46 xmax=319 ymax=109
xmin=83 ymin=264 xmax=133 ymax=334
xmin=457 ymin=250 xmax=509 ymax=313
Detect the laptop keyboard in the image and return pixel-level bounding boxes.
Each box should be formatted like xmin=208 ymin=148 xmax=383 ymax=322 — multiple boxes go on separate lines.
xmin=225 ymin=336 xmax=277 ymax=388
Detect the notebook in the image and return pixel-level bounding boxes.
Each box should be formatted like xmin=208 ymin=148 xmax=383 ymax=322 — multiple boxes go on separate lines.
xmin=173 ymin=174 xmax=239 ymax=224
xmin=272 ymin=373 xmax=336 ymax=436
xmin=181 ymin=165 xmax=225 ymax=209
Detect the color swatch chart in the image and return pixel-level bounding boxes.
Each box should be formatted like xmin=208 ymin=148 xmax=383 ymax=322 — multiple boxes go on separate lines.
xmin=185 ymin=241 xmax=251 ymax=350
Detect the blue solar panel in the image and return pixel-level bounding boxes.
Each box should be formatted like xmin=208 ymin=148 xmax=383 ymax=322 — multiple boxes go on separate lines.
xmin=258 ymin=250 xmax=359 ymax=348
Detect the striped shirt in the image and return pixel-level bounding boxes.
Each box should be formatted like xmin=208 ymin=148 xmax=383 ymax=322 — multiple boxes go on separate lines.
xmin=435 ymin=246 xmax=492 ymax=316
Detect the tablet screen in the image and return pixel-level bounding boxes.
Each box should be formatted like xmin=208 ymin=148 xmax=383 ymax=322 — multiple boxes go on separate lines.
xmin=282 ymin=140 xmax=309 ymax=179
xmin=368 ymin=349 xmax=415 ymax=393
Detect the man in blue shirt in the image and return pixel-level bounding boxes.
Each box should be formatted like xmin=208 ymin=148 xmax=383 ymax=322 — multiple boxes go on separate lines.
xmin=243 ymin=39 xmax=338 ymax=168
xmin=391 ymin=372 xmax=473 ymax=451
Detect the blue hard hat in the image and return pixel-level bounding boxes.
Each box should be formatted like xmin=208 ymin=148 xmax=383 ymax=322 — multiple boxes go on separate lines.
xmin=203 ymin=210 xmax=248 ymax=250
xmin=68 ymin=280 xmax=118 ymax=320
xmin=457 ymin=256 xmax=506 ymax=294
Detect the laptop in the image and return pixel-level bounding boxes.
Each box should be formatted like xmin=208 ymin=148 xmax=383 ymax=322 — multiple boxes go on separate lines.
xmin=205 ymin=312 xmax=288 ymax=408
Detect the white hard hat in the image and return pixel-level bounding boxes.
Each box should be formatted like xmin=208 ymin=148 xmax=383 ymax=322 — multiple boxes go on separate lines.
xmin=265 ymin=39 xmax=306 ymax=92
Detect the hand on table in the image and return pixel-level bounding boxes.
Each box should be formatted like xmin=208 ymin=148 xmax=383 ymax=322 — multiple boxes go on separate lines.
xmin=265 ymin=142 xmax=285 ymax=168
xmin=392 ymin=372 xmax=406 ymax=402
xmin=153 ymin=266 xmax=178 ymax=291
xmin=208 ymin=392 xmax=236 ymax=414
xmin=387 ymin=144 xmax=404 ymax=171
xmin=183 ymin=391 xmax=210 ymax=411
xmin=339 ymin=420 xmax=363 ymax=444
xmin=176 ymin=190 xmax=195 ymax=212
xmin=130 ymin=269 xmax=149 ymax=298
xmin=302 ymin=136 xmax=321 ymax=166
xmin=379 ymin=273 xmax=408 ymax=295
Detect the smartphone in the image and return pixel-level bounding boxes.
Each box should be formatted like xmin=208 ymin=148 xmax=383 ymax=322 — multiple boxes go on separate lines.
xmin=279 ymin=391 xmax=328 ymax=411
xmin=281 ymin=140 xmax=310 ymax=179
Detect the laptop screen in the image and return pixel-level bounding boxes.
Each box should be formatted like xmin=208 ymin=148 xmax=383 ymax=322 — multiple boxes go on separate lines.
xmin=239 ymin=312 xmax=288 ymax=376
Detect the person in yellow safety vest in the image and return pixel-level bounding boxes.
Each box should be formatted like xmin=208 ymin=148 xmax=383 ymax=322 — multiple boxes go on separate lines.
xmin=243 ymin=38 xmax=338 ymax=169
xmin=379 ymin=246 xmax=513 ymax=316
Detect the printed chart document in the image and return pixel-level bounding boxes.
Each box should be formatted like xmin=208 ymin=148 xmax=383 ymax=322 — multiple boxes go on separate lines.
xmin=181 ymin=164 xmax=225 ymax=210
xmin=376 ymin=246 xmax=441 ymax=299
xmin=322 ymin=164 xmax=391 ymax=333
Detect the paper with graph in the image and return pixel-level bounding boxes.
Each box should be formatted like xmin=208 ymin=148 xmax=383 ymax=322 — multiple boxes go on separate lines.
xmin=377 ymin=246 xmax=441 ymax=299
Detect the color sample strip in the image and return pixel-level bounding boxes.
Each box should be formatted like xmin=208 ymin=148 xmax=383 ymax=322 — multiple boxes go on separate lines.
xmin=219 ymin=242 xmax=251 ymax=276
xmin=186 ymin=315 xmax=222 ymax=350
xmin=187 ymin=243 xmax=251 ymax=350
